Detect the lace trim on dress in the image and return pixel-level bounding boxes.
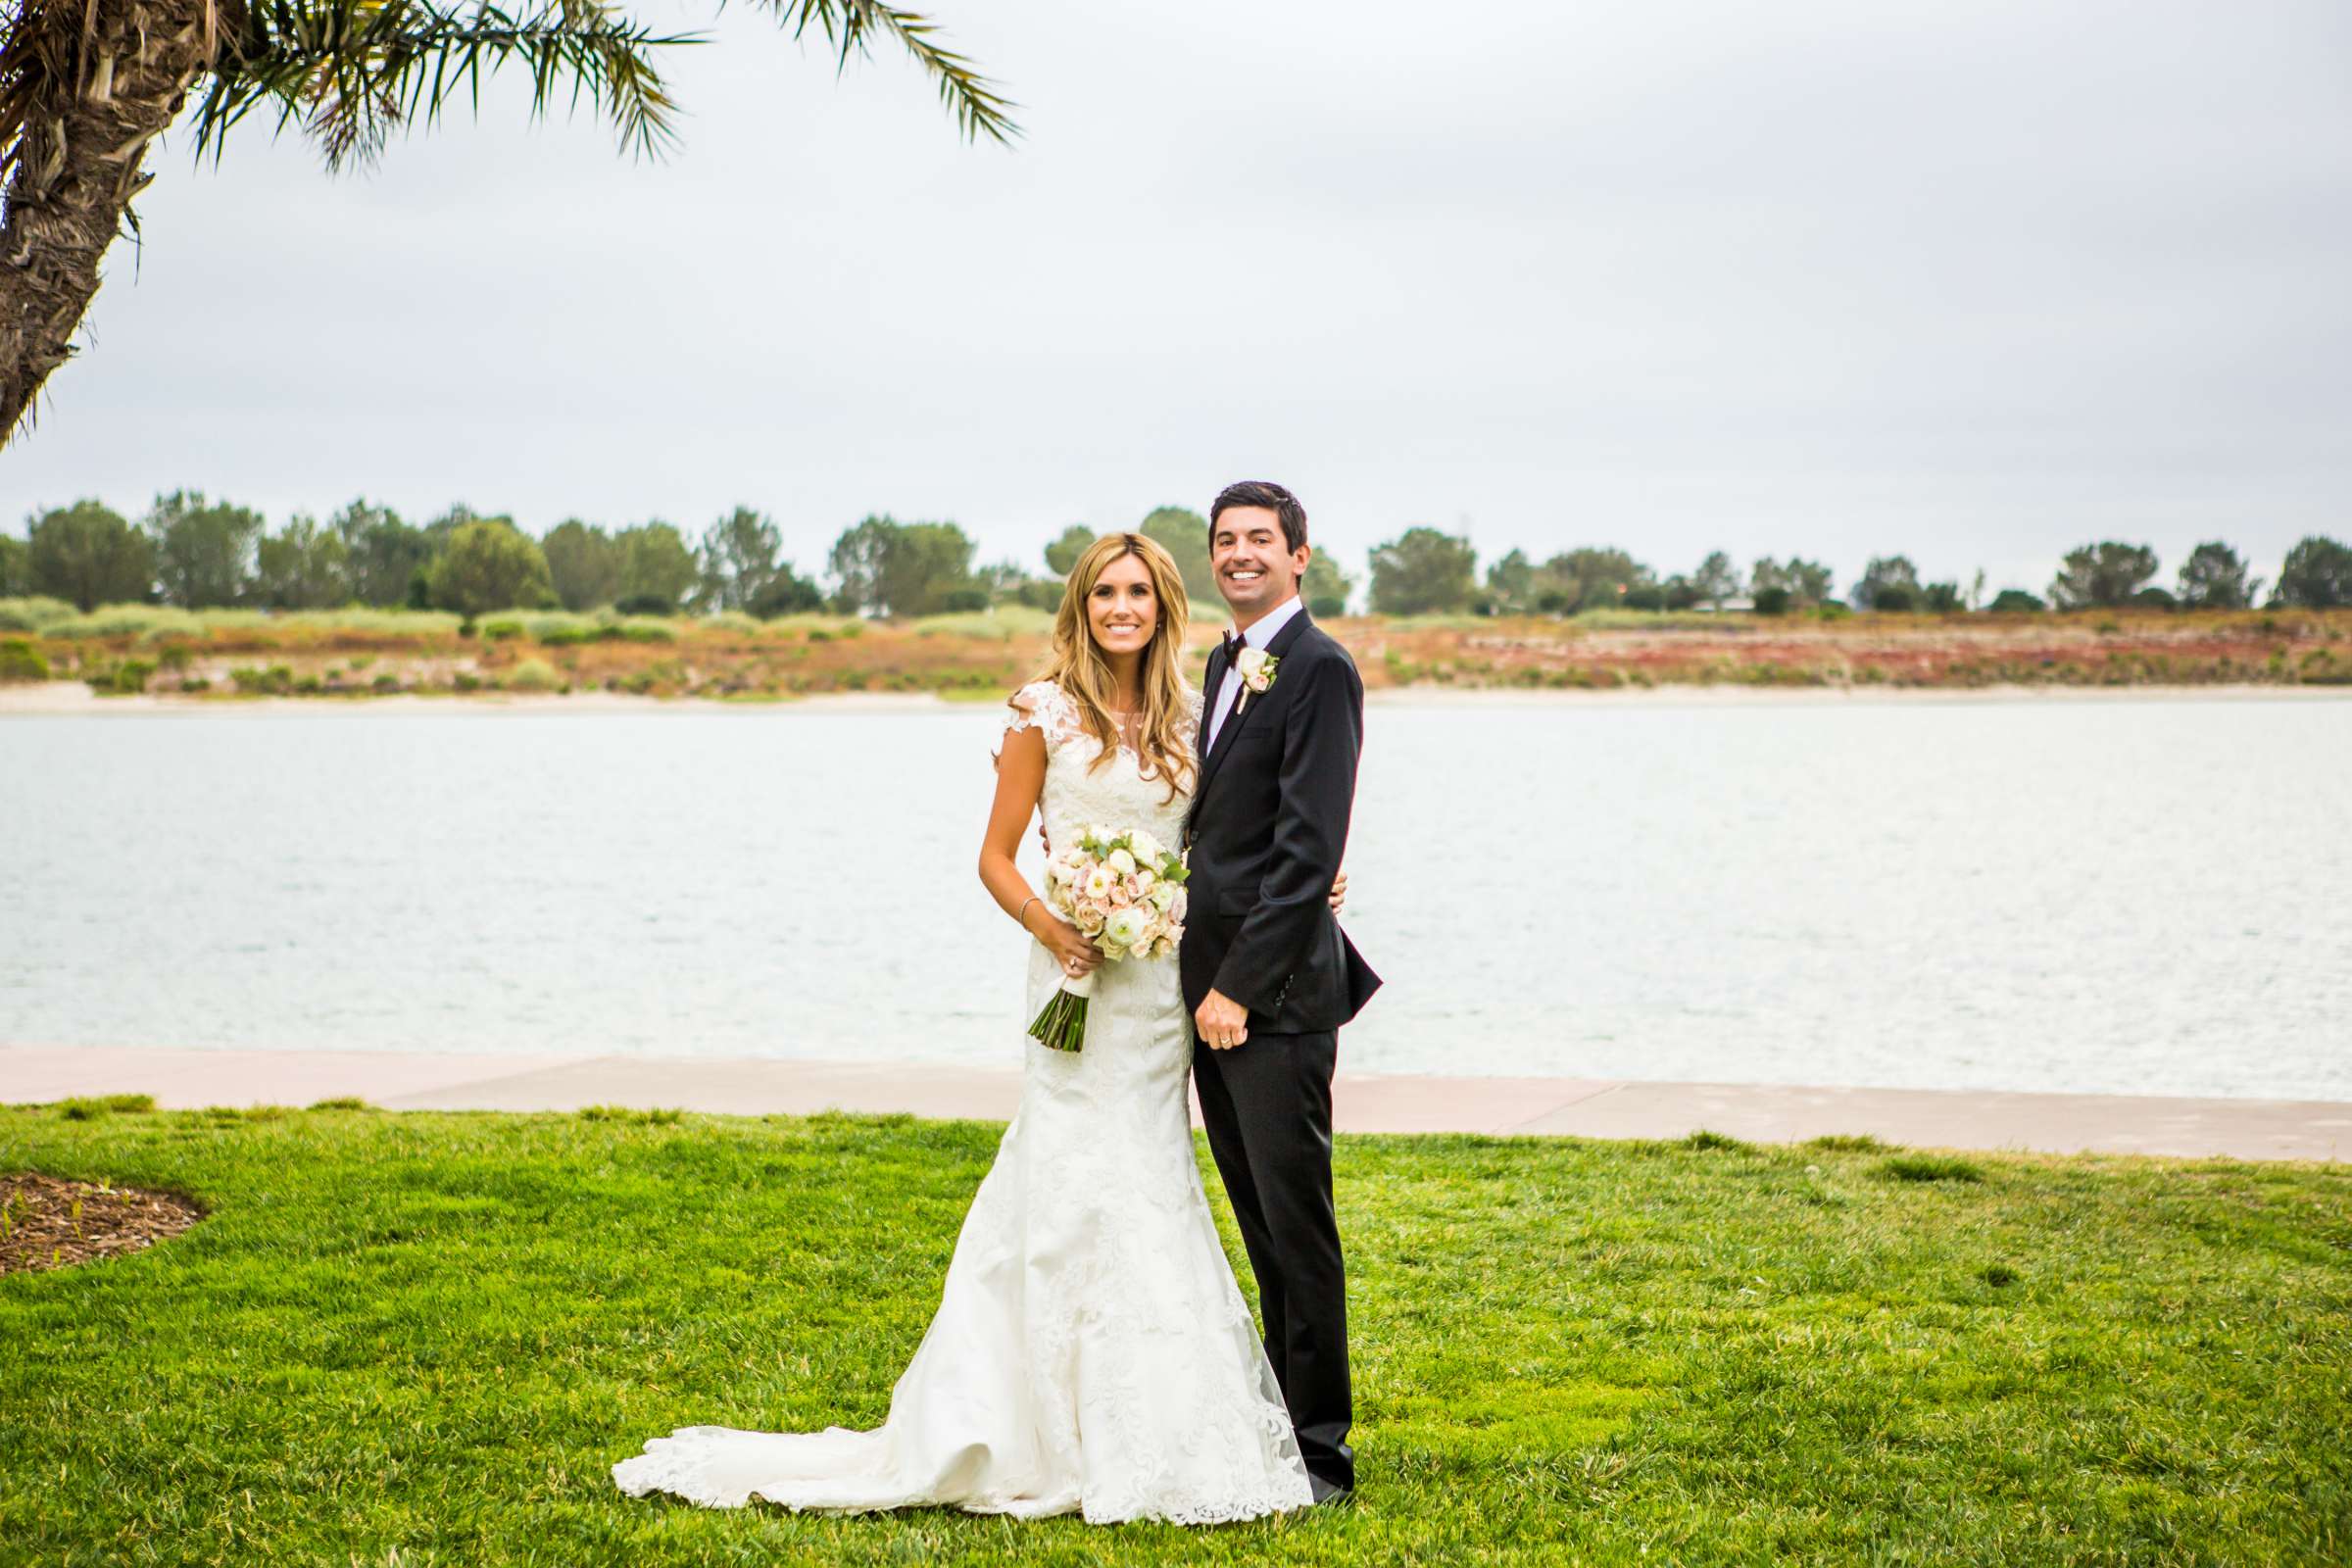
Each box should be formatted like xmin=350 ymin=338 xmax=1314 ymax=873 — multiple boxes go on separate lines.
xmin=992 ymin=678 xmax=1084 ymax=763
xmin=993 ymin=679 xmax=1204 ymax=775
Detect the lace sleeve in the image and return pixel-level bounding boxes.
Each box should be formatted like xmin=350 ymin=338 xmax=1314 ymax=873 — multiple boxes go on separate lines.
xmin=993 ymin=679 xmax=1076 ymax=763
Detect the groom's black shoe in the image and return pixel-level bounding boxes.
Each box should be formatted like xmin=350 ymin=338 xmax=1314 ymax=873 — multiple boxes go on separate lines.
xmin=1309 ymin=1475 xmax=1355 ymax=1507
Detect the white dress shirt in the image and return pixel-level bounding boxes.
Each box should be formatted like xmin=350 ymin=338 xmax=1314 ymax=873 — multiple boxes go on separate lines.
xmin=1205 ymin=594 xmax=1304 ymax=753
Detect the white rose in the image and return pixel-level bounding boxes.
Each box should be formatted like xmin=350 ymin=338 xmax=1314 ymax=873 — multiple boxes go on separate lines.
xmin=1128 ymin=829 xmax=1164 ymax=862
xmin=1149 ymin=880 xmax=1178 ymax=912
xmin=1106 ymin=848 xmax=1137 ymax=877
xmin=1104 ymin=906 xmax=1152 ymax=952
xmin=1134 ymin=867 xmax=1155 ymax=895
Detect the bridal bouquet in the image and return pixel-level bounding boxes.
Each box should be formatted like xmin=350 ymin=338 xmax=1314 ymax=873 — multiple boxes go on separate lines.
xmin=1028 ymin=824 xmax=1190 ymax=1053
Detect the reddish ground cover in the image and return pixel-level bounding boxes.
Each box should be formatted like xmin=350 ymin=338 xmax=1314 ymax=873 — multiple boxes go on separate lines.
xmin=13 ymin=608 xmax=2348 ymax=699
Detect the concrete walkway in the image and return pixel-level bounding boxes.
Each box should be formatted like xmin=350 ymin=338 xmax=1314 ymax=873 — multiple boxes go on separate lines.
xmin=6 ymin=1045 xmax=2346 ymax=1162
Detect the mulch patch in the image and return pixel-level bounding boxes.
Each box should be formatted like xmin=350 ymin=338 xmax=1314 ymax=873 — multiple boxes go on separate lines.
xmin=0 ymin=1172 xmax=207 ymax=1275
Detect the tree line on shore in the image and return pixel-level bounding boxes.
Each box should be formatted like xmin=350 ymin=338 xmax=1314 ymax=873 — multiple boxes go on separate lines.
xmin=6 ymin=493 xmax=2348 ymax=619
xmin=0 ymin=497 xmax=1351 ymax=620
xmin=1372 ymin=531 xmax=2352 ymax=616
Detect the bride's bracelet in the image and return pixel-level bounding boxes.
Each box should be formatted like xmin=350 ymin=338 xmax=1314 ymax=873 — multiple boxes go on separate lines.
xmin=1015 ymin=895 xmax=1042 ymax=932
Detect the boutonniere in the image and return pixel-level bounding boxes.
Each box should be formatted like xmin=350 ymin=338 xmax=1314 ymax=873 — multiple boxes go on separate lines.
xmin=1233 ymin=648 xmax=1279 ymax=715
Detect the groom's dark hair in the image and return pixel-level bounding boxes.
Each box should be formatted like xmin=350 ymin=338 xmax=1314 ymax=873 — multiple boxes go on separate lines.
xmin=1209 ymin=480 xmax=1308 ymax=555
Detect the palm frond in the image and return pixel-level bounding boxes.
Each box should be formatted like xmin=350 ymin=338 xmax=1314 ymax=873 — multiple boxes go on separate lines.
xmin=192 ymin=0 xmax=699 ymax=172
xmin=757 ymin=0 xmax=1015 ymax=144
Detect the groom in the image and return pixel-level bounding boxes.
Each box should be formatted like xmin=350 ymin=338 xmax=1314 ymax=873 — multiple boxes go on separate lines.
xmin=1182 ymin=479 xmax=1381 ymax=1505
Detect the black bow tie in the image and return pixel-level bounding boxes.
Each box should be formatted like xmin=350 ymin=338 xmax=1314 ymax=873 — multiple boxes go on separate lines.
xmin=1221 ymin=630 xmax=1242 ymax=659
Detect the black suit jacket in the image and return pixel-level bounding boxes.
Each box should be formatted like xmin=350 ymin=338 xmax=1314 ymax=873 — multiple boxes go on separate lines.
xmin=1181 ymin=608 xmax=1382 ymax=1033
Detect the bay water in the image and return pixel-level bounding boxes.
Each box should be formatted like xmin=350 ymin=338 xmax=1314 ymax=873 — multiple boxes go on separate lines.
xmin=4 ymin=691 xmax=2345 ymax=1100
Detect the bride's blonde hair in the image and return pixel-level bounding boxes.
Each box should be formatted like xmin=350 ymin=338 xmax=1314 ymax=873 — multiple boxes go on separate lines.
xmin=1027 ymin=532 xmax=1195 ymax=801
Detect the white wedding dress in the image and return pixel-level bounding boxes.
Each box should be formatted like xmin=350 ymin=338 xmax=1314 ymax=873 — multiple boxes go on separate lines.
xmin=611 ymin=679 xmax=1314 ymax=1525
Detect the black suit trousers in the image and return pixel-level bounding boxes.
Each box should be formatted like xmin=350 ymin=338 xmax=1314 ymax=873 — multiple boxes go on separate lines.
xmin=1192 ymin=1026 xmax=1353 ymax=1492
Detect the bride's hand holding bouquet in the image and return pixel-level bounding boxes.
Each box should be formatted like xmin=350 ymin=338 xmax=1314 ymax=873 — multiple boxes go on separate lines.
xmin=1026 ymin=824 xmax=1190 ymax=1053
xmin=1029 ymin=906 xmax=1102 ymax=984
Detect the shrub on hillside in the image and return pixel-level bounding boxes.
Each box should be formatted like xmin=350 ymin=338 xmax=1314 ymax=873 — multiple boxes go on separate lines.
xmin=0 ymin=637 xmax=50 ymax=681
xmin=87 ymin=659 xmax=154 ymax=694
xmin=699 ymin=611 xmax=762 ymax=635
xmin=504 ymin=659 xmax=564 ymax=693
xmin=0 ymin=596 xmax=75 ymax=633
xmin=43 ymin=606 xmax=202 ymax=640
xmin=298 ymin=608 xmax=463 ymax=637
xmin=2299 ymin=649 xmax=2350 ymax=685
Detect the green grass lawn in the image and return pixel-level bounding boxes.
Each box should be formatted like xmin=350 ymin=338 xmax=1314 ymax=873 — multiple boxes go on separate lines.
xmin=3 ymin=1101 xmax=2346 ymax=1566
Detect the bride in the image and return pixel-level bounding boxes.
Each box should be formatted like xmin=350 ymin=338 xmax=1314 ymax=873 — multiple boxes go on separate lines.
xmin=612 ymin=532 xmax=1343 ymax=1525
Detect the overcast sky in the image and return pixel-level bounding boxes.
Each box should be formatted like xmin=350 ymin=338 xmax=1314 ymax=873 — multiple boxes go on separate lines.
xmin=5 ymin=0 xmax=2348 ymax=597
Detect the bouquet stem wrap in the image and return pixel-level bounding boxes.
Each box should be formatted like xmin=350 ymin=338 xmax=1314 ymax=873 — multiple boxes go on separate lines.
xmin=1028 ymin=967 xmax=1096 ymax=1054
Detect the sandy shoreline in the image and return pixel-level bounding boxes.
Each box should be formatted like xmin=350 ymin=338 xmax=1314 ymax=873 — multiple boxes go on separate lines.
xmin=0 ymin=686 xmax=966 ymax=717
xmin=1368 ymin=683 xmax=2352 ymax=708
xmin=4 ymin=681 xmax=2349 ymax=717
xmin=8 ymin=1042 xmax=2345 ymax=1159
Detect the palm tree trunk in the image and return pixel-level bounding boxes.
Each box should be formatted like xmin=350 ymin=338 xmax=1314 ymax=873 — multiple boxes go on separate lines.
xmin=0 ymin=0 xmax=234 ymax=444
